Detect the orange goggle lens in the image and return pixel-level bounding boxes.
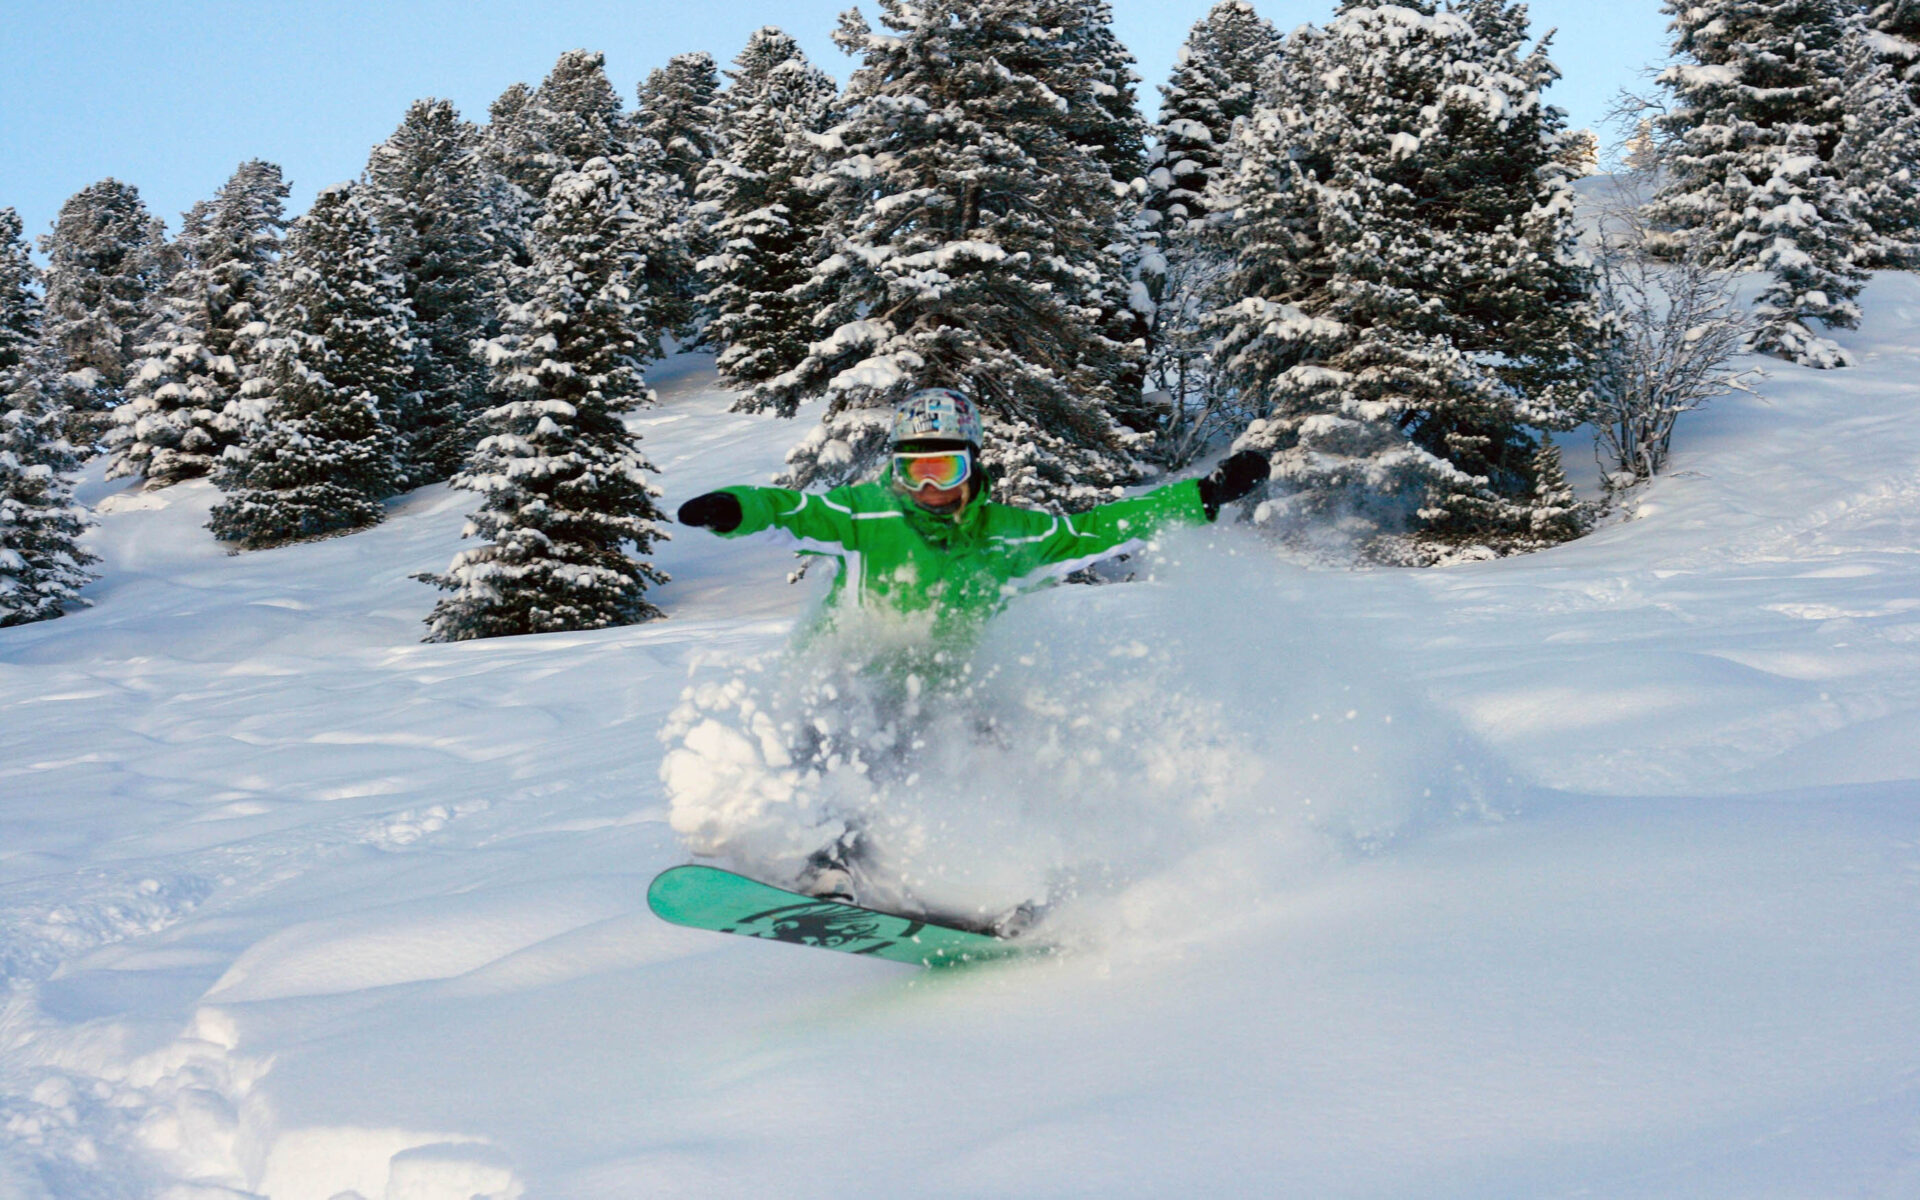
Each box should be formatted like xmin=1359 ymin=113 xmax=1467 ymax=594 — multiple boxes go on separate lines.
xmin=894 ymin=450 xmax=971 ymax=492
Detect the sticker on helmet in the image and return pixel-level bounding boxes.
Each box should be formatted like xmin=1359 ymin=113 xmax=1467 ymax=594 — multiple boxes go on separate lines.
xmin=892 ymin=387 xmax=982 ymax=446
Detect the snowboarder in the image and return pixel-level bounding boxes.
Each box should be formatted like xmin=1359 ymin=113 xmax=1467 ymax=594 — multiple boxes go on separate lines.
xmin=676 ymin=387 xmax=1268 ymax=643
xmin=674 ymin=387 xmax=1267 ymax=906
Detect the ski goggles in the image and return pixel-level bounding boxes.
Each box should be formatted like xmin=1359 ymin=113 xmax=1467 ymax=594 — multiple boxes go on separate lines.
xmin=893 ymin=448 xmax=972 ymax=492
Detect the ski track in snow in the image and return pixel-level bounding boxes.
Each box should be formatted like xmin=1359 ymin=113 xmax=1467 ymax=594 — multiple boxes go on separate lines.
xmin=3 ymin=302 xmax=1920 ymax=1195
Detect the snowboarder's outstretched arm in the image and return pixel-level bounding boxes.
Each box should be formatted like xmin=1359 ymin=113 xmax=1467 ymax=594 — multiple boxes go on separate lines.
xmin=1030 ymin=481 xmax=1205 ymax=564
xmin=676 ymin=485 xmax=862 ymax=550
xmin=1019 ymin=450 xmax=1269 ymax=568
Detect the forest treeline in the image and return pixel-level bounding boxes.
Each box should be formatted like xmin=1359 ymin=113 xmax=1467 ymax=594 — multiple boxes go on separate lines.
xmin=4 ymin=0 xmax=1917 ymax=636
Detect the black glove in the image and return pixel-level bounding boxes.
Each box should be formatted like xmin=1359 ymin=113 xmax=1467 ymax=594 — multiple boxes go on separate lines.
xmin=677 ymin=491 xmax=744 ymax=533
xmin=1196 ymin=450 xmax=1269 ymax=520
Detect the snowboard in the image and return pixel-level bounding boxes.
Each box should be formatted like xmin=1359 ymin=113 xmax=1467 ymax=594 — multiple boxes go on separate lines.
xmin=647 ymin=864 xmax=1034 ymax=968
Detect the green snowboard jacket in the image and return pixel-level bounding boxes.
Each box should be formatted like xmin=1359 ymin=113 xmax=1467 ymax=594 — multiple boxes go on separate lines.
xmin=714 ymin=472 xmax=1209 ymax=646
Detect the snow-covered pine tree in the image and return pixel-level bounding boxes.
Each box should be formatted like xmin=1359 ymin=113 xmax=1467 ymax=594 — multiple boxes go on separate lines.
xmin=503 ymin=50 xmax=633 ymax=206
xmin=1137 ymin=0 xmax=1282 ymax=463
xmin=1524 ymin=434 xmax=1587 ymax=547
xmin=1 ymin=370 xmax=96 ymax=626
xmin=0 ymin=211 xmax=36 ymax=376
xmin=1652 ymin=0 xmax=1869 ymax=368
xmin=1211 ymin=10 xmax=1459 ymax=551
xmin=37 ymin=179 xmax=168 ymax=448
xmin=482 ymin=51 xmax=641 ymax=288
xmin=634 ymin=53 xmax=723 ymax=342
xmin=1057 ymin=0 xmax=1157 ymax=430
xmin=1061 ymin=0 xmax=1149 ymax=188
xmin=1743 ymin=124 xmax=1870 ymax=367
xmin=194 ymin=160 xmax=288 ymax=381
xmin=107 ymin=161 xmax=290 ymax=486
xmin=624 ymin=144 xmax=698 ymax=345
xmin=638 ymin=52 xmax=725 ymax=202
xmin=1837 ymin=26 xmax=1920 ymax=270
xmin=1868 ymin=1 xmax=1920 ymax=106
xmin=487 ymin=50 xmax=696 ymax=341
xmin=1148 ymin=1 xmax=1280 ymax=235
xmin=1 ymin=209 xmax=96 ymax=625
xmin=1213 ymin=0 xmax=1596 ymax=558
xmin=1423 ymin=0 xmax=1599 ymax=526
xmin=364 ymin=98 xmax=503 ymax=484
xmin=697 ymin=28 xmax=840 ymax=394
xmin=106 ymin=204 xmax=219 ymax=486
xmin=481 ymin=81 xmax=543 ymax=264
xmin=482 ymin=82 xmax=537 ymax=193
xmin=759 ymin=0 xmax=1146 ymax=510
xmin=209 ymin=184 xmax=409 ymax=549
xmin=418 ymin=158 xmax=669 ymax=640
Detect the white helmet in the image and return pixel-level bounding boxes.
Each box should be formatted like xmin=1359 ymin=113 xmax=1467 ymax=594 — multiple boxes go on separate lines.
xmin=892 ymin=387 xmax=982 ymax=446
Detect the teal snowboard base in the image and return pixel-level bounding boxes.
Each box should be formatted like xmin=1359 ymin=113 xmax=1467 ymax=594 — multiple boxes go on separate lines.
xmin=647 ymin=864 xmax=1033 ymax=968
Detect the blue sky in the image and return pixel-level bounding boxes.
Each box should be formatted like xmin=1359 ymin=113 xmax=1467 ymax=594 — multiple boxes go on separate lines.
xmin=1 ymin=0 xmax=1670 ymax=245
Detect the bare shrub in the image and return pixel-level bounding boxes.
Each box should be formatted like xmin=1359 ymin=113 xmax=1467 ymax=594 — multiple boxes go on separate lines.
xmin=1589 ymin=190 xmax=1760 ymax=493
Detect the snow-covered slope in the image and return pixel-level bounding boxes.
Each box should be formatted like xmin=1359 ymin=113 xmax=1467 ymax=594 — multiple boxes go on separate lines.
xmin=4 ymin=285 xmax=1920 ymax=1198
